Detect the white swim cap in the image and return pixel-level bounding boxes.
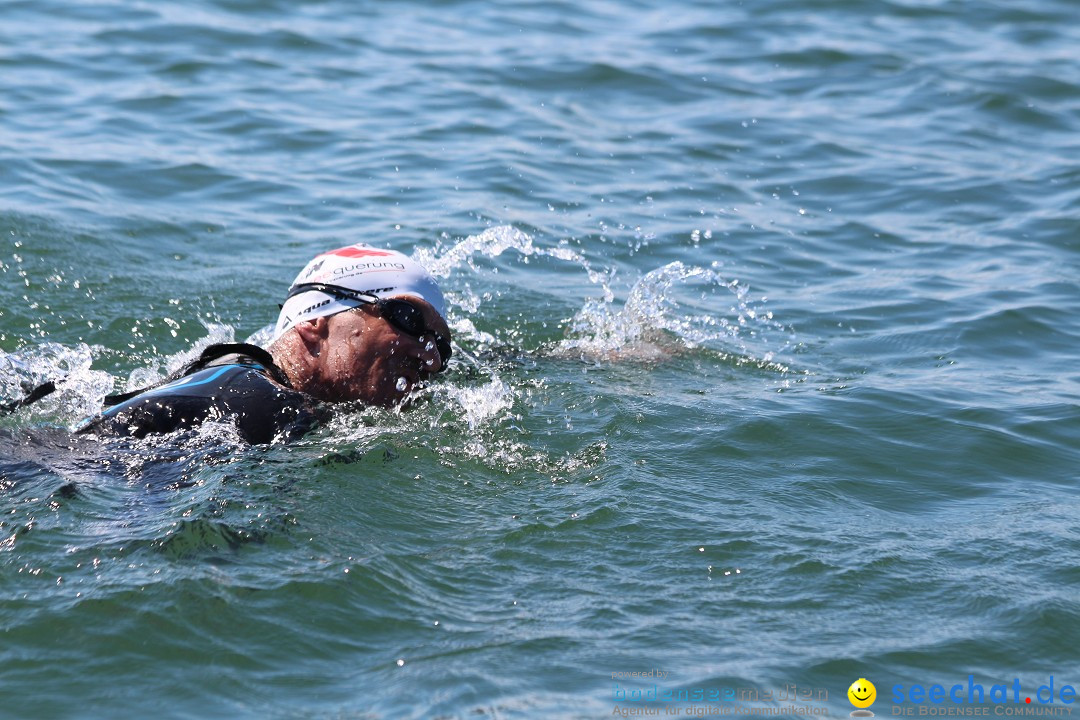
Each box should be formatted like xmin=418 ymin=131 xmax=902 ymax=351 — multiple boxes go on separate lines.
xmin=274 ymin=244 xmax=445 ymax=340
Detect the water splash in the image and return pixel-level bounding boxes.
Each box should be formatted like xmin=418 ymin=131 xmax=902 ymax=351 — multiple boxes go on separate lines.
xmin=416 ymin=226 xmax=790 ymax=370
xmin=441 ymin=373 xmax=515 ymax=436
xmin=556 ymin=261 xmax=791 ymax=368
xmin=0 ymin=342 xmax=113 ymax=424
xmin=0 ymin=322 xmax=239 ymax=430
xmin=415 ymin=226 xmax=614 ymax=321
xmin=124 ymin=322 xmax=235 ymax=392
xmin=414 ymin=225 xmax=585 ymax=279
xmin=244 ymin=324 xmax=275 ymax=348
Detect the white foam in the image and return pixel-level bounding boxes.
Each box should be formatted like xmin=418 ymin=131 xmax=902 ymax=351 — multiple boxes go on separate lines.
xmin=556 ymin=260 xmax=791 ymax=367
xmin=124 ymin=322 xmax=235 ymax=392
xmin=0 ymin=341 xmax=113 ymax=425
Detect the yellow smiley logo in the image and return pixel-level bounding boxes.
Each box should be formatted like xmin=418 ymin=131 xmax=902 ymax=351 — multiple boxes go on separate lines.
xmin=848 ymin=678 xmax=877 ymax=709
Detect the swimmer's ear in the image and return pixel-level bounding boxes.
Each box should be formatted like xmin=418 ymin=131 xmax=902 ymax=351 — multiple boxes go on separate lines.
xmin=294 ymin=316 xmax=330 ymax=352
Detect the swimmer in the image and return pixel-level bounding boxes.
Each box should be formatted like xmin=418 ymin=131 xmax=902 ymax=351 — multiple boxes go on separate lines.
xmin=72 ymin=244 xmax=452 ymax=444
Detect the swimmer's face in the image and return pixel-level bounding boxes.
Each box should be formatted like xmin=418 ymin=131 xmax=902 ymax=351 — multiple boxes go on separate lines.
xmin=312 ymin=295 xmax=451 ymax=406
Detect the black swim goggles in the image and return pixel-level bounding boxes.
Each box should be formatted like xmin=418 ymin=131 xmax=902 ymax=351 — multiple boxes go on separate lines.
xmin=285 ymin=282 xmax=452 ymax=368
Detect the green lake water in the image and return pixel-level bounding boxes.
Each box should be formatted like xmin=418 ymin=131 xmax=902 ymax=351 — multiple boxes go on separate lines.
xmin=1 ymin=0 xmax=1078 ymax=717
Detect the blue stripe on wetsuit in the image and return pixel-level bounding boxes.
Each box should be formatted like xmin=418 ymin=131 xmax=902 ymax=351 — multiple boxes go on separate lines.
xmin=97 ymin=365 xmax=242 ymax=418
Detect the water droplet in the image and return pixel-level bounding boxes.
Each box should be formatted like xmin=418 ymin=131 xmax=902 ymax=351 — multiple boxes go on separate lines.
xmin=396 ymin=659 xmax=405 ymax=667
xmin=396 ymin=377 xmax=408 ymax=392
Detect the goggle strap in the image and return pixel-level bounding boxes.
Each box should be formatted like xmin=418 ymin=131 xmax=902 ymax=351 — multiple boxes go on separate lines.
xmin=285 ymin=282 xmax=379 ymax=304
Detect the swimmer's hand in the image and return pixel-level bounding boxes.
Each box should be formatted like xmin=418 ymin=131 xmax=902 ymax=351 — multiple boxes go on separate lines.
xmin=0 ymin=380 xmax=57 ymax=416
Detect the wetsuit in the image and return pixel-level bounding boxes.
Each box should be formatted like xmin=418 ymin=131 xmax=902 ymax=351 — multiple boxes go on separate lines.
xmin=77 ymin=343 xmax=322 ymax=444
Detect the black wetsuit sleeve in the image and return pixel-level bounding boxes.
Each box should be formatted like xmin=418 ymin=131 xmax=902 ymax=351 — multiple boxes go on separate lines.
xmin=78 ymin=364 xmax=322 ymax=444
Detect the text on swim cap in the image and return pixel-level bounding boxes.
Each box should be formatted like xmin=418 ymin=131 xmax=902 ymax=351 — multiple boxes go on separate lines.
xmin=333 ymin=262 xmax=407 ymax=274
